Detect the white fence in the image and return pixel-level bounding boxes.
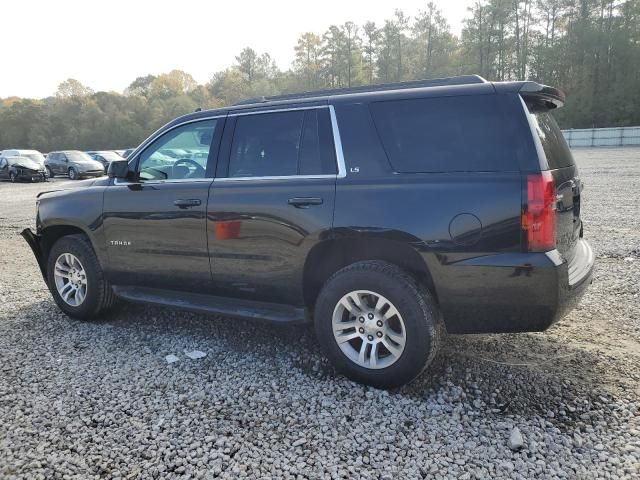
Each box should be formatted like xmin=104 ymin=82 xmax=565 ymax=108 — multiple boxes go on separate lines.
xmin=561 ymin=126 xmax=640 ymax=147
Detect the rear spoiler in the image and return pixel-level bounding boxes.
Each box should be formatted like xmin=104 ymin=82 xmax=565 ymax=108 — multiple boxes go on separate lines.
xmin=519 ymin=81 xmax=566 ymax=109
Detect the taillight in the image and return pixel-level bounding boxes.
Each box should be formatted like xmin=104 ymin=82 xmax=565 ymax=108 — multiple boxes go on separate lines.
xmin=522 ymin=171 xmax=556 ymax=252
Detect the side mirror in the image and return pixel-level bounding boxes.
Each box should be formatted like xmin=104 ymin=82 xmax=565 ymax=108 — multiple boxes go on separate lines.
xmin=107 ymin=159 xmax=130 ymax=179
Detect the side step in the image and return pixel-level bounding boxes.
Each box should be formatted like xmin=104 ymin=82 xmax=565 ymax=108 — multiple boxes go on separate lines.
xmin=112 ymin=286 xmax=308 ymax=324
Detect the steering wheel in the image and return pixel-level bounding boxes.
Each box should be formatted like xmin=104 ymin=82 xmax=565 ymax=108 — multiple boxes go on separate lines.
xmin=173 ymin=158 xmax=205 ymax=178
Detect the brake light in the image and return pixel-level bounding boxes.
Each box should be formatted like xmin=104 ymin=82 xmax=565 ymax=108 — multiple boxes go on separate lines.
xmin=522 ymin=171 xmax=556 ymax=251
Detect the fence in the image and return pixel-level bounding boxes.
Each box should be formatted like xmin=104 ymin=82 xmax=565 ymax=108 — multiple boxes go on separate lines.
xmin=561 ymin=126 xmax=640 ymax=147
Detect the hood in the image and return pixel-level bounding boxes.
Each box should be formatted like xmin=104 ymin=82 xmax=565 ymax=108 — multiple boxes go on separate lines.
xmin=74 ymin=159 xmax=105 ymax=170
xmin=36 ymin=176 xmax=110 ymax=199
xmin=12 ymin=158 xmax=42 ymax=170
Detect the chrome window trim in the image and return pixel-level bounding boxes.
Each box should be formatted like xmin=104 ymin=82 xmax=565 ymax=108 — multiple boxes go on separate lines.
xmin=227 ymin=105 xmax=327 ymax=117
xmin=328 ymin=105 xmax=347 ymax=178
xmin=214 ymin=174 xmax=335 ymax=183
xmin=113 ymin=177 xmax=213 ymax=186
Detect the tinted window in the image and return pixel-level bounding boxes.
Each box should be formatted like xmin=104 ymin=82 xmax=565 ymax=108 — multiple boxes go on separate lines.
xmin=528 ymin=109 xmax=574 ymax=169
xmin=370 ymin=95 xmax=519 ymax=173
xmin=229 ymin=111 xmax=303 ymax=177
xmin=138 ymin=119 xmax=218 ymax=181
xmin=228 ymin=108 xmax=336 ymax=178
xmin=299 ymin=109 xmax=337 ymax=175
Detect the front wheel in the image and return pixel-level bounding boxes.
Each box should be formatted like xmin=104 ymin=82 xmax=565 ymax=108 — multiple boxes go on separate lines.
xmin=46 ymin=166 xmax=54 ymax=178
xmin=314 ymin=261 xmax=442 ymax=389
xmin=9 ymin=171 xmax=17 ymax=182
xmin=46 ymin=234 xmax=116 ymax=319
xmin=68 ymin=167 xmax=78 ymax=180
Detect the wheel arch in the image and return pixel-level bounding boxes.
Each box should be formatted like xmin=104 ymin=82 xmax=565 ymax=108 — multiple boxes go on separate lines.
xmin=40 ymin=224 xmax=96 ymax=273
xmin=302 ymin=234 xmax=437 ymax=310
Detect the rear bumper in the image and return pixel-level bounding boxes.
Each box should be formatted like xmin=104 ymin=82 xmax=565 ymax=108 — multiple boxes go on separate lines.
xmin=437 ymin=239 xmax=595 ymax=334
xmin=21 ymin=228 xmax=46 ymax=279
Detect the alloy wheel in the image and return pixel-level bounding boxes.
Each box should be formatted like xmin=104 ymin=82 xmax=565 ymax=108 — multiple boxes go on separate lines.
xmin=332 ymin=290 xmax=407 ymax=369
xmin=53 ymin=253 xmax=88 ymax=306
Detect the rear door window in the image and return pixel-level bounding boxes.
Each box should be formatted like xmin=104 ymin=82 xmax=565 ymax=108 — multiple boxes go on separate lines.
xmin=370 ymin=95 xmax=519 ymax=173
xmin=528 ymin=108 xmax=574 ymax=169
xmin=227 ymin=108 xmax=336 ymax=178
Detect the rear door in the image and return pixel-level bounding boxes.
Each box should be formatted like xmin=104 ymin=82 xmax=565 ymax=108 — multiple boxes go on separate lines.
xmin=207 ymin=106 xmax=339 ymax=305
xmin=102 ymin=116 xmax=225 ymax=292
xmin=527 ymin=105 xmax=582 ymax=263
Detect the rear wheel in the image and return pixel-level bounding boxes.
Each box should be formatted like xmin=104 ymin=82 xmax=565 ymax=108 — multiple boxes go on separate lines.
xmin=68 ymin=167 xmax=78 ymax=180
xmin=46 ymin=234 xmax=116 ymax=319
xmin=9 ymin=171 xmax=17 ymax=182
xmin=314 ymin=260 xmax=441 ymax=389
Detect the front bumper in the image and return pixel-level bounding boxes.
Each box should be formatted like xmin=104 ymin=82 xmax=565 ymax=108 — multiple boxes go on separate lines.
xmin=21 ymin=229 xmax=46 ymax=278
xmin=436 ymin=239 xmax=595 ymax=334
xmin=79 ymin=171 xmax=105 ymax=178
xmin=16 ymin=171 xmax=47 ymax=182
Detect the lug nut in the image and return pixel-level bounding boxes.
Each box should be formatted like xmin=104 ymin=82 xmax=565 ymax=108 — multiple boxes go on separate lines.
xmin=359 ymin=327 xmax=365 ymax=334
xmin=359 ymin=317 xmax=365 ymax=323
xmin=367 ymin=335 xmax=374 ymax=341
xmin=376 ymin=331 xmax=383 ymax=338
xmin=368 ymin=313 xmax=374 ymax=320
xmin=376 ymin=320 xmax=383 ymax=327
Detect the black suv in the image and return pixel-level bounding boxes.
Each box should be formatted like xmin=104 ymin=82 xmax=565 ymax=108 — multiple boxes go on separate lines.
xmin=22 ymin=76 xmax=594 ymax=388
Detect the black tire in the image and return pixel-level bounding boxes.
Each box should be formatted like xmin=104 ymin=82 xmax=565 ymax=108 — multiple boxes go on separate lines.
xmin=9 ymin=171 xmax=17 ymax=183
xmin=46 ymin=234 xmax=116 ymax=319
xmin=314 ymin=260 xmax=442 ymax=389
xmin=46 ymin=166 xmax=54 ymax=178
xmin=68 ymin=167 xmax=78 ymax=180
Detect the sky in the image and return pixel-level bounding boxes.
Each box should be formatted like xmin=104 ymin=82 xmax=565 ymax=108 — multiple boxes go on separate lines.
xmin=1 ymin=0 xmax=474 ymax=99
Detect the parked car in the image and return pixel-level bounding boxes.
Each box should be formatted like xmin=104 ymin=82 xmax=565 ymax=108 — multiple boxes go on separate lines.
xmin=1 ymin=149 xmax=47 ymax=172
xmin=21 ymin=75 xmax=594 ymax=388
xmin=0 ymin=155 xmax=47 ymax=182
xmin=86 ymin=150 xmax=125 ymax=170
xmin=122 ymin=148 xmax=135 ymax=159
xmin=45 ymin=151 xmax=105 ymax=180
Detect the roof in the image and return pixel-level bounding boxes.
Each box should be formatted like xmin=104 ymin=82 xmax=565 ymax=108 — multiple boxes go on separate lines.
xmin=170 ymin=75 xmax=563 ymax=127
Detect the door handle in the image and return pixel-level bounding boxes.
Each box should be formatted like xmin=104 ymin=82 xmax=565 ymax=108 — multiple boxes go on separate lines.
xmin=288 ymin=197 xmax=323 ymax=208
xmin=173 ymin=198 xmax=201 ymax=209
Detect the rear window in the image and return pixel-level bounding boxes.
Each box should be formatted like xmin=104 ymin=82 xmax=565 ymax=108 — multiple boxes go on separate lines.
xmin=370 ymin=95 xmax=519 ymax=173
xmin=528 ymin=108 xmax=574 ymax=169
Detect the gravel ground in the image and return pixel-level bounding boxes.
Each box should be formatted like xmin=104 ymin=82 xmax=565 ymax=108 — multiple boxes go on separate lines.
xmin=0 ymin=148 xmax=639 ymax=479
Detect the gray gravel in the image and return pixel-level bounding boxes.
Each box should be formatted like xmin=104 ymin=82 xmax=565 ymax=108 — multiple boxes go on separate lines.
xmin=1 ymin=148 xmax=639 ymax=479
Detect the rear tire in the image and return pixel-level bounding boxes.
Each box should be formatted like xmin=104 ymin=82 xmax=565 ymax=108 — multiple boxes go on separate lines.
xmin=314 ymin=260 xmax=441 ymax=389
xmin=46 ymin=234 xmax=116 ymax=319
xmin=9 ymin=172 xmax=17 ymax=182
xmin=68 ymin=167 xmax=78 ymax=180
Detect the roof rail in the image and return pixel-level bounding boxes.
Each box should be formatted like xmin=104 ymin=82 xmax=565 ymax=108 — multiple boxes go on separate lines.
xmin=233 ymin=75 xmax=487 ymax=106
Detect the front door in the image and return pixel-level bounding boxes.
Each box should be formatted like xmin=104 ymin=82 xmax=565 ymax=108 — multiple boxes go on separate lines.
xmin=102 ymin=117 xmax=224 ymax=292
xmin=207 ymin=107 xmax=339 ymax=305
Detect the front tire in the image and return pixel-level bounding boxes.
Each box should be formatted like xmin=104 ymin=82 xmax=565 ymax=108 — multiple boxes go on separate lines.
xmin=46 ymin=234 xmax=116 ymax=319
xmin=46 ymin=166 xmax=54 ymax=178
xmin=314 ymin=261 xmax=441 ymax=389
xmin=68 ymin=167 xmax=78 ymax=180
xmin=9 ymin=171 xmax=17 ymax=182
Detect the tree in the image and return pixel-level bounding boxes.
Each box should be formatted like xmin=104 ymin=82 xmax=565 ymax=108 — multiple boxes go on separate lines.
xmin=56 ymin=79 xmax=94 ymax=98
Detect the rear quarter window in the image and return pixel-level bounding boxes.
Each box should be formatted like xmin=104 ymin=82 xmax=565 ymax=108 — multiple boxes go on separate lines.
xmin=370 ymin=95 xmax=520 ymax=173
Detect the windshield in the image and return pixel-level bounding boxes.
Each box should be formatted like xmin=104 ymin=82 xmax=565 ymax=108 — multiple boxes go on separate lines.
xmin=67 ymin=151 xmax=96 ymax=162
